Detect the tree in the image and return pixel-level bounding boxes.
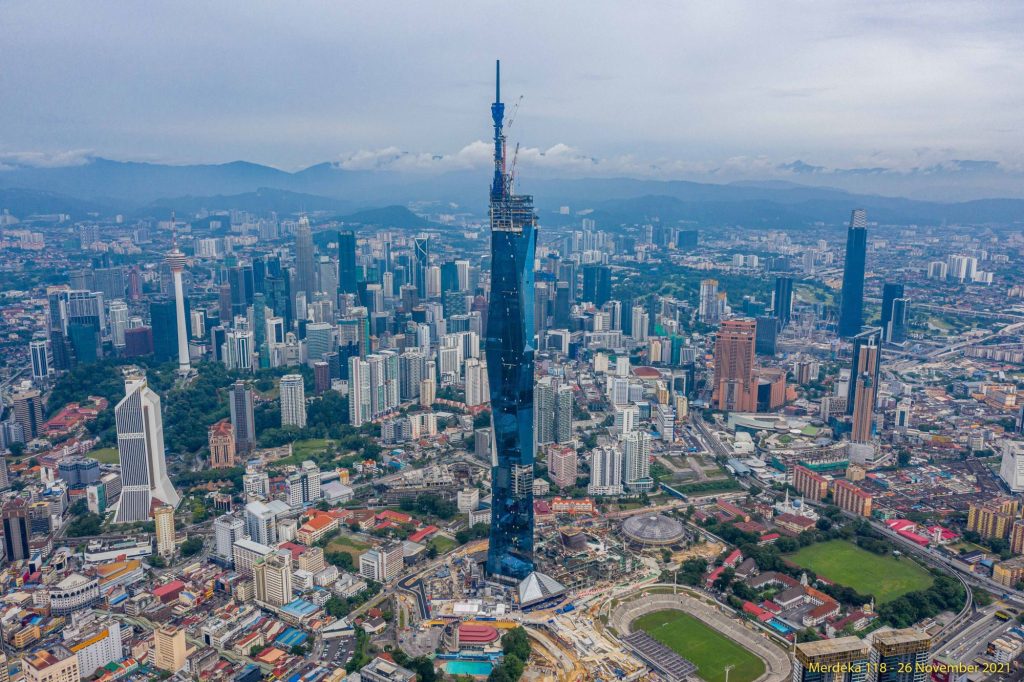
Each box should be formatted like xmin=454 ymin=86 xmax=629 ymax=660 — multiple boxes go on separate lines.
xmin=180 ymin=536 xmax=204 ymax=556
xmin=66 ymin=513 xmax=103 ymax=537
xmin=7 ymin=442 xmax=25 ymax=457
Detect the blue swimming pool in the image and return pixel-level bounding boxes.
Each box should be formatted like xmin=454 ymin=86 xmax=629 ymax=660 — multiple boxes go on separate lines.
xmin=768 ymin=618 xmax=793 ymax=634
xmin=444 ymin=661 xmax=494 ymax=676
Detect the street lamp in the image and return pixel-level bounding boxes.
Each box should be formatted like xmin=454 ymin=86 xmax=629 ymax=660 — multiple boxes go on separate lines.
xmin=725 ymin=664 xmax=735 ymax=682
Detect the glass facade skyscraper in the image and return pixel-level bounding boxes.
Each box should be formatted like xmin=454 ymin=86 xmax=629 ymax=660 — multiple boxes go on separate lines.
xmin=485 ymin=61 xmax=537 ymax=580
xmin=838 ymin=209 xmax=868 ymax=337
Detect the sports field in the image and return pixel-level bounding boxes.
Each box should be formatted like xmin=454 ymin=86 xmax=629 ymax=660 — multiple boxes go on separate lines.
xmin=633 ymin=610 xmax=765 ymax=682
xmin=787 ymin=539 xmax=933 ymax=603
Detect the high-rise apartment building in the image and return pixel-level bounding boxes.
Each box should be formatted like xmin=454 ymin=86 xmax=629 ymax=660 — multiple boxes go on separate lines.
xmin=623 ymin=431 xmax=652 ymax=492
xmin=838 ymin=209 xmax=868 ymax=337
xmin=11 ymin=388 xmax=44 ymax=440
xmin=485 ymin=62 xmax=537 ymax=581
xmin=831 ymin=479 xmax=873 ymax=517
xmin=967 ymin=498 xmax=1019 ymax=539
xmin=547 ymin=445 xmax=577 ymax=489
xmin=846 ymin=327 xmax=882 ymax=415
xmin=869 ymin=629 xmax=931 ymax=682
xmin=279 ymin=374 xmax=306 ymax=428
xmin=792 ymin=637 xmax=870 ymax=682
xmin=113 ymin=375 xmax=180 ymax=523
xmin=792 ymin=465 xmax=829 ymax=501
xmin=154 ymin=505 xmax=175 ymax=557
xmin=713 ymin=319 xmax=758 ymax=412
xmin=698 ymin=279 xmax=719 ymax=324
xmin=588 ymin=445 xmax=623 ymax=496
xmin=213 ymin=514 xmax=245 ymax=564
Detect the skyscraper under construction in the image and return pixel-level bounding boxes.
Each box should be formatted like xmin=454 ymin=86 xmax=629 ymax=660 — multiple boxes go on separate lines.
xmin=485 ymin=61 xmax=537 ymax=580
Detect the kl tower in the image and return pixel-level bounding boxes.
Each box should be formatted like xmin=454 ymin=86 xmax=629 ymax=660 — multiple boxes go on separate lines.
xmin=165 ymin=217 xmax=191 ymax=376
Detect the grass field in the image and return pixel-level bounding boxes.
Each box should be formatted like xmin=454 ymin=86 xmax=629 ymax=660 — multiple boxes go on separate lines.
xmin=428 ymin=535 xmax=457 ymax=555
xmin=293 ymin=439 xmax=334 ymax=458
xmin=634 ymin=610 xmax=765 ymax=682
xmin=90 ymin=447 xmax=119 ymax=464
xmin=787 ymin=539 xmax=933 ymax=603
xmin=327 ymin=535 xmax=371 ymax=562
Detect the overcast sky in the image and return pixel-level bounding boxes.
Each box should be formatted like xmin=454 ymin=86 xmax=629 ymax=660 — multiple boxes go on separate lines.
xmin=2 ymin=0 xmax=1023 ymax=178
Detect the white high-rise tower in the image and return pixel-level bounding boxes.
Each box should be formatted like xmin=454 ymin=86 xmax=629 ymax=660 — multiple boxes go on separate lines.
xmin=165 ymin=228 xmax=191 ymax=375
xmin=113 ymin=374 xmax=181 ymax=523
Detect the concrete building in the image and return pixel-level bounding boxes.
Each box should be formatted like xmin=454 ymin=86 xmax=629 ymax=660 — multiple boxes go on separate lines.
xmin=213 ymin=515 xmax=245 ymax=564
xmin=713 ymin=319 xmax=757 ymax=413
xmin=869 ymin=628 xmax=931 ymax=682
xmin=254 ymin=552 xmax=293 ymax=607
xmin=831 ymin=479 xmax=872 ymax=517
xmin=792 ymin=637 xmax=870 ymax=682
xmin=279 ymin=374 xmax=307 ymax=428
xmin=23 ymin=648 xmax=80 ymax=682
xmin=153 ymin=625 xmax=187 ymax=674
xmin=547 ymin=445 xmax=578 ymax=490
xmin=208 ymin=420 xmax=236 ymax=469
xmin=113 ymin=375 xmax=180 ymax=523
xmin=154 ymin=505 xmax=176 ymax=558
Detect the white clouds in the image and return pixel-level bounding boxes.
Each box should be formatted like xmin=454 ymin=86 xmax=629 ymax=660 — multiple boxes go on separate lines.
xmin=0 ymin=150 xmax=93 ymax=169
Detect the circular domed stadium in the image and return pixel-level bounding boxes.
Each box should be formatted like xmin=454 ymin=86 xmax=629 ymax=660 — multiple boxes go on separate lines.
xmin=622 ymin=514 xmax=686 ymax=547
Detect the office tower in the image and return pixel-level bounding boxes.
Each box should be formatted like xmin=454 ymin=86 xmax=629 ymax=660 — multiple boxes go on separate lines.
xmin=338 ymin=230 xmax=358 ymax=294
xmin=879 ymin=282 xmax=904 ymax=335
xmin=846 ymin=327 xmax=882 ymax=415
xmin=547 ymin=445 xmax=577 ymax=489
xmin=153 ymin=625 xmax=187 ymax=674
xmin=895 ymin=398 xmax=912 ymax=433
xmin=838 ymin=209 xmax=868 ymax=337
xmin=109 ymin=300 xmax=129 ymax=348
xmin=413 ymin=236 xmax=430 ymax=297
xmin=888 ymin=298 xmax=909 ymax=344
xmin=713 ymin=319 xmax=757 ymax=412
xmin=623 ymin=431 xmax=652 ymax=492
xmin=254 ymin=552 xmax=293 ymax=607
xmin=29 ymin=339 xmax=49 ymax=381
xmin=698 ymin=279 xmax=719 ymax=323
xmin=2 ymin=499 xmax=30 ymax=563
xmin=279 ymin=374 xmax=306 ymax=428
xmin=123 ymin=326 xmax=153 ymax=357
xmin=154 ymin=505 xmax=175 ymax=557
xmin=300 ymin=460 xmax=321 ymax=502
xmin=12 ymin=388 xmax=44 ymax=440
xmin=588 ymin=445 xmax=623 ymax=496
xmin=305 ymin=322 xmax=335 ymax=364
xmin=208 ymin=420 xmax=236 ymax=468
xmin=773 ymin=276 xmax=793 ymax=328
xmin=229 ymin=381 xmax=256 ymax=455
xmin=113 ymin=375 xmax=180 ymax=523
xmin=676 ymin=230 xmax=698 ymax=250
xmin=792 ymin=638 xmax=870 ymax=682
xmin=869 ymin=629 xmax=931 ymax=682
xmin=582 ymin=264 xmax=612 ymax=306
xmin=23 ymin=648 xmax=80 ymax=682
xmin=165 ymin=239 xmax=191 ymax=374
xmin=755 ymin=316 xmax=779 ymax=356
xmin=150 ymin=297 xmax=191 ymax=363
xmin=214 ymin=514 xmax=245 ymax=564
xmin=295 ymin=216 xmax=317 ymax=297
xmin=631 ymin=305 xmax=649 ymax=341
xmin=485 ymin=62 xmax=537 ymax=580
xmin=244 ymin=500 xmax=288 ymax=545
xmin=349 ymin=356 xmax=371 ymax=426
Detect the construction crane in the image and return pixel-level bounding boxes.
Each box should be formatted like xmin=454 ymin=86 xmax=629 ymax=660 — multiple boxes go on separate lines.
xmin=504 ymin=95 xmax=524 ymax=190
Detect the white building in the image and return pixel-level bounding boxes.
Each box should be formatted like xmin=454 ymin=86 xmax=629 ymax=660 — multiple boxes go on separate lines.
xmin=280 ymin=374 xmax=306 ymax=428
xmin=113 ymin=375 xmax=180 ymax=523
xmin=623 ymin=431 xmax=653 ymax=493
xmin=214 ymin=515 xmax=245 ymax=563
xmin=999 ymin=440 xmax=1024 ymax=493
xmin=588 ymin=445 xmax=623 ymax=496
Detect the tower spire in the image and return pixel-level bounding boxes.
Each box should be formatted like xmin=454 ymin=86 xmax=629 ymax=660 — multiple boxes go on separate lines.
xmin=490 ymin=60 xmax=506 ymax=201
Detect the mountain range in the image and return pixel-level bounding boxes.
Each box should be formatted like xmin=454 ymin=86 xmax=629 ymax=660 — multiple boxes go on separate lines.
xmin=1 ymin=157 xmax=1022 ymax=228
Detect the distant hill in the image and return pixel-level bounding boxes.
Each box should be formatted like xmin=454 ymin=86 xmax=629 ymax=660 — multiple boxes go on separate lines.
xmin=332 ymin=205 xmax=442 ymax=230
xmin=135 ymin=187 xmax=355 ymax=219
xmin=2 ymin=156 xmax=1024 ymax=228
xmin=0 ymin=187 xmax=109 ymax=218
